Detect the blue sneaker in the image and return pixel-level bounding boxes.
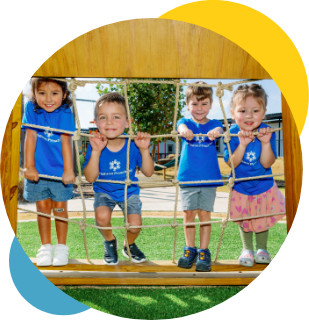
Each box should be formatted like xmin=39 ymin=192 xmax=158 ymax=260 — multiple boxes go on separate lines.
xmin=196 ymin=248 xmax=211 ymax=272
xmin=103 ymin=237 xmax=118 ymax=265
xmin=177 ymin=246 xmax=197 ymax=269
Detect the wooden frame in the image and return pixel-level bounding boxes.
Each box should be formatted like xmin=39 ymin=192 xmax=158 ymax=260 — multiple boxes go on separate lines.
xmin=1 ymin=19 xmax=302 ymax=285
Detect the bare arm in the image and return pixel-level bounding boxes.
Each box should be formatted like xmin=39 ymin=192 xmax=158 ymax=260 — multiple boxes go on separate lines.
xmin=83 ymin=150 xmax=102 ymax=183
xmin=225 ymin=130 xmax=254 ymax=168
xmin=257 ymin=127 xmax=276 ymax=168
xmin=178 ymin=124 xmax=194 ymax=141
xmin=134 ymin=132 xmax=154 ymax=177
xmin=259 ymin=142 xmax=276 ymax=168
xmin=83 ymin=133 xmax=108 ymax=183
xmin=140 ymin=149 xmax=154 ymax=177
xmin=61 ymin=134 xmax=75 ymax=184
xmin=24 ymin=129 xmax=39 ymax=181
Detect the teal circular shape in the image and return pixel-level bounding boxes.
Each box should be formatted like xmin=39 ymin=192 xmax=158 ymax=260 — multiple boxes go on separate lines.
xmin=9 ymin=237 xmax=89 ymax=315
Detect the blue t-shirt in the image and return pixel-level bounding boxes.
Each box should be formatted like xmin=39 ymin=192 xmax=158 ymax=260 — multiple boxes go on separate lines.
xmin=223 ymin=123 xmax=277 ymax=195
xmin=177 ymin=118 xmax=223 ymax=187
xmin=83 ymin=139 xmax=142 ymax=202
xmin=21 ymin=101 xmax=75 ymax=178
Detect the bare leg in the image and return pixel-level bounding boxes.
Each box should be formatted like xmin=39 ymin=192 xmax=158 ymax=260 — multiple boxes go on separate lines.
xmin=183 ymin=210 xmax=197 ymax=247
xmin=95 ymin=206 xmax=114 ymax=241
xmin=123 ymin=214 xmax=142 ymax=246
xmin=53 ymin=201 xmax=68 ymax=245
xmin=197 ymin=209 xmax=211 ymax=249
xmin=36 ymin=199 xmax=52 ymax=245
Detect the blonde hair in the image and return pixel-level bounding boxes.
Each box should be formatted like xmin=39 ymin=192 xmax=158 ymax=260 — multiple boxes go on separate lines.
xmin=230 ymin=83 xmax=268 ymax=110
xmin=185 ymin=81 xmax=213 ymax=104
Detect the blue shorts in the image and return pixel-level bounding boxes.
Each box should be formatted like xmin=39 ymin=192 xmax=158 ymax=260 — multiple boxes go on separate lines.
xmin=94 ymin=193 xmax=142 ymax=216
xmin=24 ymin=178 xmax=73 ymax=202
xmin=179 ymin=186 xmax=217 ymax=212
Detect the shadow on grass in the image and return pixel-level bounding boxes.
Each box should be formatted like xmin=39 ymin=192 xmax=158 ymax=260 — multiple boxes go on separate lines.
xmin=61 ymin=286 xmax=245 ymax=319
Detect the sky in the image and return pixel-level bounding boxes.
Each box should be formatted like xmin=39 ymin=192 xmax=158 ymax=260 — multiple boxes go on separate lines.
xmin=23 ymin=78 xmax=281 ymax=129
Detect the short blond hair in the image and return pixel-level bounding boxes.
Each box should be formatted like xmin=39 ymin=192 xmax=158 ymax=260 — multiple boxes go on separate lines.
xmin=230 ymin=83 xmax=268 ymax=110
xmin=94 ymin=92 xmax=128 ymax=119
xmin=185 ymin=81 xmax=213 ymax=104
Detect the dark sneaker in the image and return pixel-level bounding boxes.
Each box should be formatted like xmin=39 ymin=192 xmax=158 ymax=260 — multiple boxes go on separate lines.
xmin=103 ymin=237 xmax=118 ymax=265
xmin=177 ymin=246 xmax=197 ymax=269
xmin=122 ymin=243 xmax=146 ymax=263
xmin=196 ymin=248 xmax=211 ymax=272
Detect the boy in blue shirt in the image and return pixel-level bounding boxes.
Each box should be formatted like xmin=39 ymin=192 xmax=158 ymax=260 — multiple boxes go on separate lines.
xmin=83 ymin=92 xmax=154 ymax=265
xmin=177 ymin=81 xmax=223 ymax=272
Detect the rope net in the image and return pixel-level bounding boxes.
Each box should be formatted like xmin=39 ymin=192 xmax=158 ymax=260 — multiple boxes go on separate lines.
xmin=19 ymin=78 xmax=285 ymax=264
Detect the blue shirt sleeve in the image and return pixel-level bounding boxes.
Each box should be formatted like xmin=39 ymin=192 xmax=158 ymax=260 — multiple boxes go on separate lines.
xmin=21 ymin=101 xmax=37 ymax=131
xmin=83 ymin=144 xmax=93 ymax=170
xmin=58 ymin=108 xmax=75 ymax=134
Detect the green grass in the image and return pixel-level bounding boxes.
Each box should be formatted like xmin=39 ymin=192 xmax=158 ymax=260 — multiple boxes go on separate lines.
xmin=17 ymin=218 xmax=287 ymax=319
xmin=17 ymin=217 xmax=287 ymax=260
xmin=61 ymin=286 xmax=245 ymax=319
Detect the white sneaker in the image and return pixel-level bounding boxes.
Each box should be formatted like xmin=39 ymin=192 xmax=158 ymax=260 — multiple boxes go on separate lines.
xmin=36 ymin=244 xmax=53 ymax=267
xmin=53 ymin=244 xmax=69 ymax=266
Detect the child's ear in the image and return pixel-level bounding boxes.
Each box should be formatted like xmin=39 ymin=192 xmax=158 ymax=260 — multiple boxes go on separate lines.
xmin=230 ymin=109 xmax=235 ymax=119
xmin=93 ymin=119 xmax=98 ymax=128
xmin=263 ymin=108 xmax=267 ymax=119
xmin=125 ymin=118 xmax=129 ymax=128
xmin=63 ymin=90 xmax=67 ymax=100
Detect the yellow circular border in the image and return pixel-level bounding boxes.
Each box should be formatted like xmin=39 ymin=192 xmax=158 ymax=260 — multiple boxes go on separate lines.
xmin=160 ymin=0 xmax=309 ymax=135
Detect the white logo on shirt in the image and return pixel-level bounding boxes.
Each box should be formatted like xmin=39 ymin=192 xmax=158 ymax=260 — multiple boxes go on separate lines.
xmin=109 ymin=159 xmax=121 ymax=171
xmin=246 ymin=151 xmax=256 ymax=163
xmin=195 ymin=134 xmax=205 ymax=144
xmin=44 ymin=129 xmax=53 ymax=138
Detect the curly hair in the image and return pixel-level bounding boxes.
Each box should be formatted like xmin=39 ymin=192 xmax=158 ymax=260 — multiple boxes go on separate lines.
xmin=230 ymin=83 xmax=268 ymax=110
xmin=28 ymin=78 xmax=73 ymax=112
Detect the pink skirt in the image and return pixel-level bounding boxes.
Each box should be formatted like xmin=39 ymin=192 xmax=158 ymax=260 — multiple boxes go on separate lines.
xmin=229 ymin=182 xmax=286 ymax=233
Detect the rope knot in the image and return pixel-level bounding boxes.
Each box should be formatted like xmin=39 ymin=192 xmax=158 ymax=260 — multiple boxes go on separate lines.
xmin=75 ymin=176 xmax=82 ymax=186
xmin=171 ymin=130 xmax=178 ymax=137
xmin=124 ymin=222 xmax=131 ymax=231
xmin=72 ymin=131 xmax=81 ymax=141
xmin=125 ymin=79 xmax=130 ymax=85
xmin=125 ymin=179 xmax=132 ymax=186
xmin=221 ymin=218 xmax=228 ymax=229
xmin=223 ymin=131 xmax=231 ymax=143
xmin=228 ymin=177 xmax=235 ymax=188
xmin=128 ymin=130 xmax=135 ymax=140
xmin=79 ymin=220 xmax=86 ymax=231
xmin=172 ymin=179 xmax=179 ymax=186
xmin=171 ymin=222 xmax=178 ymax=229
xmin=68 ymin=78 xmax=85 ymax=91
xmin=173 ymin=79 xmax=180 ymax=85
xmin=215 ymin=87 xmax=224 ymax=98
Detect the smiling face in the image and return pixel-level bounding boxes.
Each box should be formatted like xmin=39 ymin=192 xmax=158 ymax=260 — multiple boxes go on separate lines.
xmin=34 ymin=81 xmax=66 ymax=113
xmin=231 ymin=95 xmax=266 ymax=131
xmin=94 ymin=102 xmax=129 ymax=139
xmin=187 ymin=96 xmax=212 ymax=124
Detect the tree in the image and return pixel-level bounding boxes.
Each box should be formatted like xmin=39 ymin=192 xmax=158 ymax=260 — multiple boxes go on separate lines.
xmin=96 ymin=79 xmax=186 ymax=159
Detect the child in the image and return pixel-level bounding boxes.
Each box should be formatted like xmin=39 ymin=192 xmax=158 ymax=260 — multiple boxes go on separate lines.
xmin=22 ymin=78 xmax=75 ymax=267
xmin=177 ymin=81 xmax=223 ymax=272
xmin=224 ymin=83 xmax=285 ymax=267
xmin=83 ymin=92 xmax=154 ymax=265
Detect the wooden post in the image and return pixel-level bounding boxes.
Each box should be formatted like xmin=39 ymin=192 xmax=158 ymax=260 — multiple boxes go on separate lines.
xmin=1 ymin=94 xmax=22 ymax=234
xmin=281 ymin=94 xmax=302 ymax=233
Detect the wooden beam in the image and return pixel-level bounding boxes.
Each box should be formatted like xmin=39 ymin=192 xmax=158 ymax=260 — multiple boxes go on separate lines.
xmin=42 ymin=270 xmax=259 ymax=286
xmin=31 ymin=258 xmax=267 ymax=272
xmin=281 ymin=94 xmax=302 ymax=232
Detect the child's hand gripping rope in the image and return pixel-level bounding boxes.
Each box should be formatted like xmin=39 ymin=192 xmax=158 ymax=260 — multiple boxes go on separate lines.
xmin=207 ymin=127 xmax=223 ymax=141
xmin=256 ymin=126 xmax=272 ymax=144
xmin=238 ymin=130 xmax=255 ymax=146
xmin=24 ymin=166 xmax=39 ymax=182
xmin=89 ymin=132 xmax=108 ymax=152
xmin=134 ymin=131 xmax=151 ymax=150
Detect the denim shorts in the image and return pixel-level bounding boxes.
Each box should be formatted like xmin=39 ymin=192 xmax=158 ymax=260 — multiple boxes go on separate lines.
xmin=94 ymin=193 xmax=142 ymax=216
xmin=179 ymin=186 xmax=217 ymax=212
xmin=24 ymin=178 xmax=73 ymax=202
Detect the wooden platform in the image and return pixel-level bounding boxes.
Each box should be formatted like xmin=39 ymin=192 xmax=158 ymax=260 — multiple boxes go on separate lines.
xmin=31 ymin=259 xmax=267 ymax=285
